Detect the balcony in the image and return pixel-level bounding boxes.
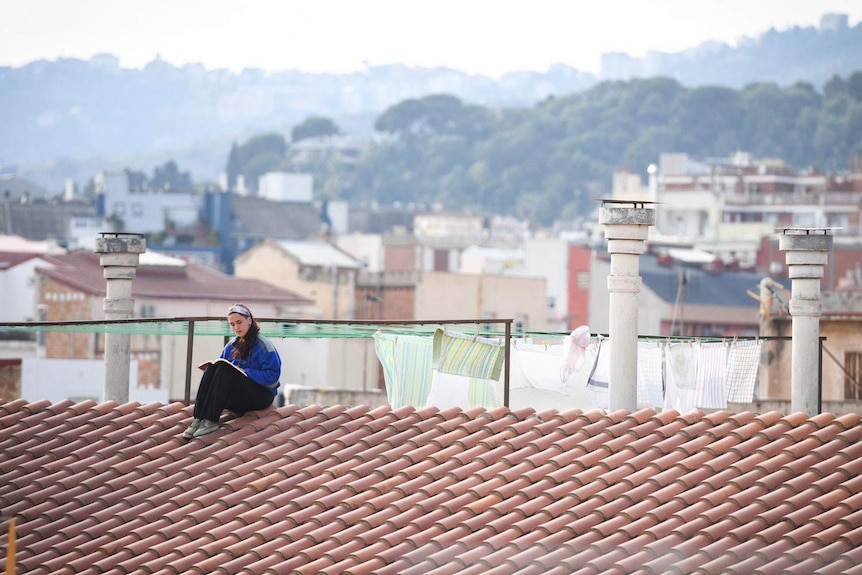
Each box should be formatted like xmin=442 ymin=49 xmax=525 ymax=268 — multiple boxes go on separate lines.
xmin=723 ymin=191 xmax=862 ymax=206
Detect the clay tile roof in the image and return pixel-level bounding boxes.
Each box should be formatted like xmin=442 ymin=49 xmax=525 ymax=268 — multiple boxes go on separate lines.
xmin=1 ymin=400 xmax=861 ymax=574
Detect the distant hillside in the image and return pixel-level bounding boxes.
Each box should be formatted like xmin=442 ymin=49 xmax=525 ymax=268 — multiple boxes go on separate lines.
xmin=1 ymin=13 xmax=860 ymax=192
xmin=601 ymin=12 xmax=862 ymax=88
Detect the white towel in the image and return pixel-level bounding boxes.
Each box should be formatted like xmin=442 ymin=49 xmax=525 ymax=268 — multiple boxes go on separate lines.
xmin=637 ymin=341 xmax=665 ymax=409
xmin=695 ymin=341 xmax=728 ymax=409
xmin=511 ymin=339 xmax=572 ymax=394
xmin=726 ymin=340 xmax=762 ymax=404
xmin=664 ymin=342 xmax=698 ymax=413
xmin=586 ymin=339 xmax=610 ymax=410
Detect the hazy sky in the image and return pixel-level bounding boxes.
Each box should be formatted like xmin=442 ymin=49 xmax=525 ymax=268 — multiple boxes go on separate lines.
xmin=1 ymin=0 xmax=860 ymax=77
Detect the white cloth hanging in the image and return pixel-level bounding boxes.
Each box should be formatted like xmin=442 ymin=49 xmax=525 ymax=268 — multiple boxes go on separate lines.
xmin=637 ymin=341 xmax=665 ymax=409
xmin=695 ymin=341 xmax=728 ymax=409
xmin=726 ymin=339 xmax=762 ymax=404
xmin=586 ymin=339 xmax=610 ymax=410
xmin=664 ymin=342 xmax=698 ymax=413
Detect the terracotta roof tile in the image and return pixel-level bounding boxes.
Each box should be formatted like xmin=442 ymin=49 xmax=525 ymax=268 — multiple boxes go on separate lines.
xmin=2 ymin=400 xmax=861 ymax=574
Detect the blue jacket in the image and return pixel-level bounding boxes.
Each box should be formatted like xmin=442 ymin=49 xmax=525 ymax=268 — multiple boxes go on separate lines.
xmin=220 ymin=334 xmax=282 ymax=395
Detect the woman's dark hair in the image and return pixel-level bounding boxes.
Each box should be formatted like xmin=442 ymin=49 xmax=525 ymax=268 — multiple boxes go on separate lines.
xmin=228 ymin=303 xmax=260 ymax=359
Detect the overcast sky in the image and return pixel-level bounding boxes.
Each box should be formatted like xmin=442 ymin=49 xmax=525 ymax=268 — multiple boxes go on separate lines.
xmin=1 ymin=0 xmax=860 ymax=77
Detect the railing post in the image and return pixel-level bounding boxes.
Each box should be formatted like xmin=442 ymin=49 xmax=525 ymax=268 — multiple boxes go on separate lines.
xmin=184 ymin=320 xmax=195 ymax=406
xmin=504 ymin=320 xmax=511 ymax=407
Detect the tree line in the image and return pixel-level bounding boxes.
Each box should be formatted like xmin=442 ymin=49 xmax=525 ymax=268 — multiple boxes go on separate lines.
xmin=223 ymin=73 xmax=862 ymax=227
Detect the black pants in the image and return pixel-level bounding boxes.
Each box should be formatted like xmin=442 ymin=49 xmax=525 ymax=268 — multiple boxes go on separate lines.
xmin=193 ymin=362 xmax=274 ymax=422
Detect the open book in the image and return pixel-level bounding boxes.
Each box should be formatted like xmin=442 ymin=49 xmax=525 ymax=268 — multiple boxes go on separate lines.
xmin=197 ymin=357 xmax=246 ymax=375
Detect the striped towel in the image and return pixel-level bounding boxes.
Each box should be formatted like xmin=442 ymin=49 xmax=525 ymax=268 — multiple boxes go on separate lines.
xmin=374 ymin=332 xmax=434 ymax=409
xmin=432 ymin=328 xmax=505 ymax=381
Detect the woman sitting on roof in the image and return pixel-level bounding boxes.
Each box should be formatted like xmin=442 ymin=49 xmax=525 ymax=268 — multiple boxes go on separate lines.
xmin=183 ymin=303 xmax=281 ymax=439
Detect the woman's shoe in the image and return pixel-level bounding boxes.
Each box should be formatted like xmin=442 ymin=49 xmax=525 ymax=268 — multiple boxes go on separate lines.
xmin=193 ymin=420 xmax=220 ymax=437
xmin=182 ymin=419 xmax=202 ymax=439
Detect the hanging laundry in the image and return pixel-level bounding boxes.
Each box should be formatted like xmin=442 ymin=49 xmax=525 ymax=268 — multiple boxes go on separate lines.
xmin=374 ymin=332 xmax=434 ymax=409
xmin=695 ymin=341 xmax=728 ymax=409
xmin=637 ymin=341 xmax=665 ymax=409
xmin=510 ymin=338 xmax=572 ymax=394
xmin=586 ymin=338 xmax=610 ymax=410
xmin=426 ymin=371 xmax=501 ymax=410
xmin=726 ymin=339 xmax=762 ymax=404
xmin=424 ymin=328 xmax=506 ymax=410
xmin=426 ymin=371 xmax=471 ymax=409
xmin=664 ymin=342 xmax=698 ymax=413
xmin=432 ymin=328 xmax=505 ymax=381
xmin=560 ymin=325 xmax=591 ymax=384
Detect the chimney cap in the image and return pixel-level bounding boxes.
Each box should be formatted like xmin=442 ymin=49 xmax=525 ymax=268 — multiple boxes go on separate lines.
xmin=597 ymin=198 xmax=660 ymax=209
xmin=778 ymin=227 xmax=839 ymax=236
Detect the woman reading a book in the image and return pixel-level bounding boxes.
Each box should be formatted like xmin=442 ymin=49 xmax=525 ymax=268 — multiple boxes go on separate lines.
xmin=183 ymin=303 xmax=282 ymax=438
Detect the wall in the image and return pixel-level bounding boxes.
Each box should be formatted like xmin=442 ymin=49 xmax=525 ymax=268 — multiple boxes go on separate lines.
xmin=0 ymin=256 xmax=55 ymax=322
xmin=336 ymin=233 xmax=383 ymax=271
xmin=717 ymin=221 xmax=774 ymax=243
xmin=276 ymin=338 xmax=377 ymax=393
xmin=655 ymin=189 xmax=717 ymax=238
xmin=105 ymin=190 xmax=200 ymax=235
xmin=234 ymin=241 xmax=299 ymax=294
xmin=18 ymin=358 xmax=165 ymax=403
xmin=40 ymin=277 xmax=98 ymax=359
xmin=821 ymin=320 xmax=862 ymax=401
xmin=355 ymin=271 xmax=417 ymax=321
xmin=566 ymin=244 xmax=592 ymax=330
xmin=420 ymin=272 xmax=485 ymax=322
xmin=588 ymin=255 xmax=666 ymax=336
xmin=384 ymin=244 xmax=417 ymax=271
xmin=0 ymin=358 xmax=21 ymax=399
xmin=234 ymin=240 xmax=359 ymax=320
xmin=415 ymin=272 xmax=547 ymax=332
xmin=258 ymin=172 xmax=313 ymax=202
xmin=524 ymin=238 xmax=568 ymax=332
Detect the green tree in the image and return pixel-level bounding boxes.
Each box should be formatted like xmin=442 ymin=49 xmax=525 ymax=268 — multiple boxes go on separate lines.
xmin=739 ymin=82 xmax=820 ymax=164
xmin=291 ymin=116 xmax=341 ymax=143
xmin=224 ymin=133 xmax=288 ymax=192
xmin=336 ymin=73 xmax=859 ymax=227
xmin=225 ymin=142 xmax=242 ymax=189
xmin=375 ymin=94 xmax=493 ymax=140
xmin=671 ymin=86 xmax=743 ymax=156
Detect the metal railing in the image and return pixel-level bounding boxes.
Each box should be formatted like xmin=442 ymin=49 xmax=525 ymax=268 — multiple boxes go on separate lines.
xmin=0 ymin=318 xmax=838 ymax=411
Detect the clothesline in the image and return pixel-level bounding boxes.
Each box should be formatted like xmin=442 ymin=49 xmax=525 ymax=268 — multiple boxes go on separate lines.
xmin=375 ymin=329 xmax=769 ymax=413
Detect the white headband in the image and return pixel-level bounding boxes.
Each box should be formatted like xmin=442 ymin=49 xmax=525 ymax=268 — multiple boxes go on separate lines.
xmin=228 ymin=304 xmax=251 ymax=317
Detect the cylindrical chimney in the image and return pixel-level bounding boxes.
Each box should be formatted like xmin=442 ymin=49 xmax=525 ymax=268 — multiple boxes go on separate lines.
xmin=779 ymin=228 xmax=833 ymax=416
xmin=599 ymin=200 xmax=656 ymax=411
xmin=94 ymin=232 xmax=146 ymax=403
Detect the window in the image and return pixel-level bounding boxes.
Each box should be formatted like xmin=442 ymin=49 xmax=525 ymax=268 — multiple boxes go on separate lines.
xmin=433 ymin=249 xmax=449 ymax=272
xmin=513 ymin=315 xmax=527 ymax=334
xmin=846 ymin=351 xmax=862 ymax=400
xmin=577 ymin=271 xmax=590 ymax=289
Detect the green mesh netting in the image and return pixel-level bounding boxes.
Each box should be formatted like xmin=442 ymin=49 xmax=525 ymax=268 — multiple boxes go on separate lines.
xmin=0 ymin=319 xmax=512 ymax=339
